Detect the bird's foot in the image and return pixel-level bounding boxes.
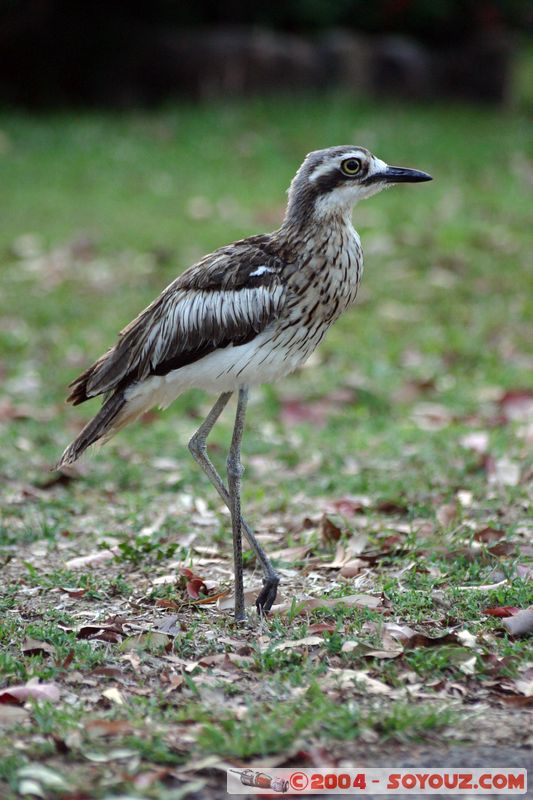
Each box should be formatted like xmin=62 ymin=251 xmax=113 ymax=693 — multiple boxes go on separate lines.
xmin=255 ymin=574 xmax=280 ymax=615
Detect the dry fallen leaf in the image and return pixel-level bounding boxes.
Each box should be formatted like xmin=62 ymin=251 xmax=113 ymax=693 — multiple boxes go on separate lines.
xmin=272 ymin=636 xmax=323 ymax=651
xmin=75 ymin=619 xmax=125 ymax=643
xmin=198 ymin=653 xmax=249 ymax=669
xmin=327 ymin=668 xmax=392 ymax=695
xmin=0 ymin=680 xmax=61 ymax=704
xmin=339 ymin=559 xmax=366 ymax=578
xmin=65 ymin=548 xmax=119 ymax=569
xmin=119 ymin=632 xmax=170 ymax=653
xmin=474 ymin=527 xmax=505 ymax=544
xmin=189 ymin=589 xmax=230 ymax=606
xmin=501 ymin=607 xmax=533 ymax=637
xmin=17 ymin=765 xmax=70 ymax=793
xmin=436 ymin=502 xmax=458 ymax=528
xmin=60 ymin=586 xmax=87 ymax=599
xmin=272 ymin=593 xmax=381 ymax=616
xmin=459 ymin=655 xmax=478 ymax=675
xmin=308 ymin=622 xmax=337 ymax=634
xmin=318 ymin=534 xmax=369 ymax=569
xmin=101 ymin=688 xmax=126 ymax=705
xmin=21 ymin=638 xmax=55 ymax=657
xmin=217 ymin=589 xmax=263 ymax=611
xmin=483 ymin=606 xmax=520 ymax=618
xmin=85 ymin=719 xmax=134 ymax=738
xmin=319 ymin=514 xmax=343 ymax=544
xmin=499 ymin=389 xmax=533 ymax=423
xmin=268 ymin=544 xmax=311 ymax=562
xmin=384 ymin=623 xmax=458 ymax=650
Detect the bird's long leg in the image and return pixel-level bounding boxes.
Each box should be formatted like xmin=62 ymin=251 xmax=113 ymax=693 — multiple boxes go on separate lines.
xmin=226 ymin=386 xmax=249 ymax=622
xmin=188 ymin=392 xmax=279 ymax=617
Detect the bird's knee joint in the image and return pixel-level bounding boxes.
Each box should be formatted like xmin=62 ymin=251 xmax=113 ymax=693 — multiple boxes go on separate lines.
xmin=188 ymin=435 xmax=205 ymax=458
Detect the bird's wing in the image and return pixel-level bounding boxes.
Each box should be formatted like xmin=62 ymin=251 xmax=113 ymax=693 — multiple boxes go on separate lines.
xmin=67 ymin=237 xmax=289 ymax=404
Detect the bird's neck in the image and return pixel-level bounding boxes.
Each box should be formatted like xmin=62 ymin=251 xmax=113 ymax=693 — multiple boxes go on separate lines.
xmin=278 ymin=202 xmax=357 ymax=252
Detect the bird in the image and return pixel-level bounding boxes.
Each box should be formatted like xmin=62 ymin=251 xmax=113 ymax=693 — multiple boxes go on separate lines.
xmin=57 ymin=145 xmax=432 ymax=622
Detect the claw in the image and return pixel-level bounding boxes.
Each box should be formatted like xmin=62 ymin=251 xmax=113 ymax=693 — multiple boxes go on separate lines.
xmin=255 ymin=575 xmax=280 ymax=615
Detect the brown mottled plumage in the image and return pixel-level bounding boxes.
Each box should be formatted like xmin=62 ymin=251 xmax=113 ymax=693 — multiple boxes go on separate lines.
xmin=58 ymin=146 xmax=432 ymax=620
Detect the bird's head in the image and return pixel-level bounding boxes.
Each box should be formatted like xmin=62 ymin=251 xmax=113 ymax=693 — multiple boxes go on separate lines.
xmin=285 ymin=145 xmax=432 ymax=224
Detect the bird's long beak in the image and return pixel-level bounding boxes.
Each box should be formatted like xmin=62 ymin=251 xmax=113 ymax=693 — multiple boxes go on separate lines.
xmin=381 ymin=165 xmax=433 ymax=183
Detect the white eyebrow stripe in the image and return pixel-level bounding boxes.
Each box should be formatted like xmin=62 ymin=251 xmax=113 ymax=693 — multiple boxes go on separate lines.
xmin=309 ymin=152 xmax=366 ymax=183
xmin=249 ymin=265 xmax=273 ymax=277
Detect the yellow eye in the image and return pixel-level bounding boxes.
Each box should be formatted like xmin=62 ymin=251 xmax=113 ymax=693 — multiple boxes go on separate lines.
xmin=341 ymin=158 xmax=361 ymax=176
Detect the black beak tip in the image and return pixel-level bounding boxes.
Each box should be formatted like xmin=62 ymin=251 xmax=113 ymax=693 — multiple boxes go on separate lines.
xmin=385 ymin=166 xmax=433 ymax=184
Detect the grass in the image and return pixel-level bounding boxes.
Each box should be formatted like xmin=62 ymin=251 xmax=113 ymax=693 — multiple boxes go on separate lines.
xmin=0 ymin=94 xmax=532 ymax=798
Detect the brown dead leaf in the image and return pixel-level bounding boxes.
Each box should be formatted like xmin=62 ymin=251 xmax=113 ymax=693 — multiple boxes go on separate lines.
xmin=185 ymin=577 xmax=208 ymax=600
xmin=273 ymin=636 xmax=323 ymax=651
xmin=327 ymin=497 xmax=368 ymax=516
xmin=499 ymin=389 xmax=533 ymax=423
xmin=60 ymin=586 xmax=87 ymax=599
xmin=269 ymin=544 xmax=311 ymax=562
xmin=217 ymin=589 xmax=264 ymax=611
xmin=375 ymin=499 xmax=408 ymax=514
xmin=475 ymin=527 xmax=505 ymax=544
xmin=499 ymin=694 xmax=533 ymax=707
xmin=326 ymin=668 xmax=392 ymax=695
xmin=318 ymin=533 xmax=369 ymax=569
xmin=383 ymin=623 xmax=459 ymax=650
xmin=155 ymin=599 xmax=181 ymax=610
xmin=308 ymin=622 xmax=337 ymax=634
xmin=190 ymin=590 xmax=230 ymax=606
xmin=488 ymin=541 xmax=517 ymax=557
xmin=0 ymin=680 xmax=60 ymax=704
xmin=90 ymin=667 xmax=125 ymax=679
xmin=197 ymin=653 xmax=249 ymax=669
xmin=339 ymin=559 xmax=366 ymax=578
xmin=101 ymin=688 xmax=126 ymax=705
xmin=22 ymin=638 xmax=55 ymax=657
xmin=272 ymin=593 xmax=381 ymax=616
xmin=85 ymin=719 xmax=134 ymax=738
xmin=65 ymin=548 xmax=119 ymax=569
xmin=319 ymin=514 xmax=343 ymax=544
xmin=133 ymin=769 xmax=175 ymax=790
xmin=483 ymin=606 xmax=521 ymax=618
xmin=436 ymin=501 xmax=459 ymax=528
xmin=76 ymin=620 xmax=125 ymax=643
xmin=119 ymin=632 xmax=170 ymax=653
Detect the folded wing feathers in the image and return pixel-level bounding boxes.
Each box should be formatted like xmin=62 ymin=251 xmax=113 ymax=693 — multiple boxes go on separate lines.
xmin=68 ymin=280 xmax=285 ymax=404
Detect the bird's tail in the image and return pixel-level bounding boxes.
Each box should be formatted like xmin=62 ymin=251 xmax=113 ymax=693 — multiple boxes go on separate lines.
xmin=56 ymin=391 xmax=127 ymax=468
